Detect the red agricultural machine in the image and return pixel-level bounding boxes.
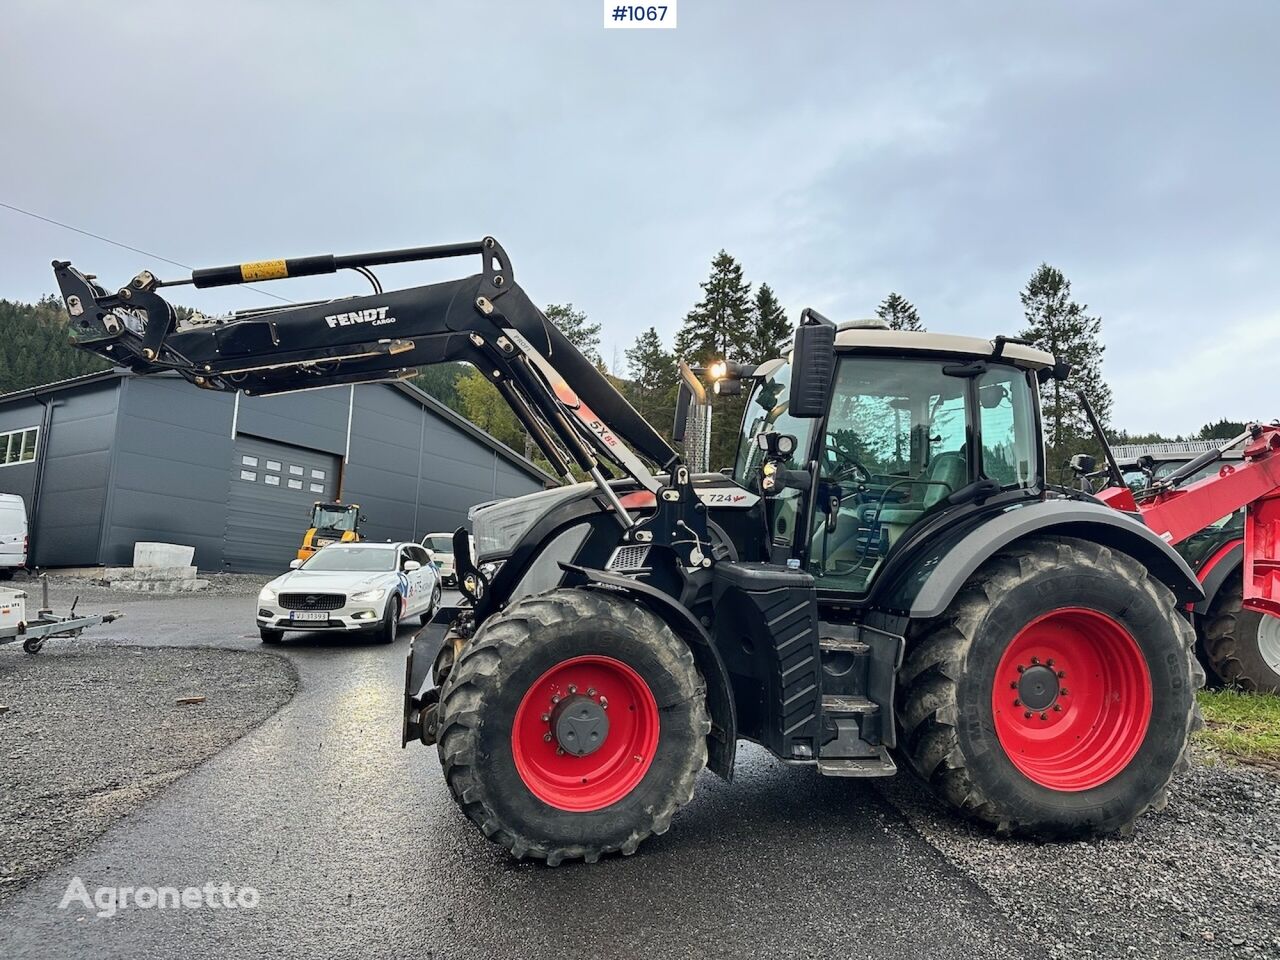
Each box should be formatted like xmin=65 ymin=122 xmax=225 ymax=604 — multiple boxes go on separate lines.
xmin=50 ymin=238 xmax=1280 ymax=863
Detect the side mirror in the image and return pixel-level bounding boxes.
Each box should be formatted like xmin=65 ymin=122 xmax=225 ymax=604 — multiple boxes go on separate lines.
xmin=403 ymin=560 xmax=421 ymax=572
xmin=789 ymin=309 xmax=836 ymax=418
xmin=1069 ymin=453 xmax=1096 ymax=475
xmin=289 ymin=559 xmax=303 ymax=569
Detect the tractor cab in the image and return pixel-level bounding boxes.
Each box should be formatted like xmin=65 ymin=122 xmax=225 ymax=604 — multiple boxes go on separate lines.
xmin=734 ymin=323 xmax=1051 ymax=599
xmin=298 ymin=501 xmax=364 ymax=561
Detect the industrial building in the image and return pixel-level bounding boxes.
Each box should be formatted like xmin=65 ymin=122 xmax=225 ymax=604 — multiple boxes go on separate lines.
xmin=0 ymin=370 xmax=550 ymax=572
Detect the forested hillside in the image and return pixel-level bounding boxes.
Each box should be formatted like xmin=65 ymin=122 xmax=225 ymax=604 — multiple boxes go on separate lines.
xmin=0 ymin=296 xmax=111 ymax=394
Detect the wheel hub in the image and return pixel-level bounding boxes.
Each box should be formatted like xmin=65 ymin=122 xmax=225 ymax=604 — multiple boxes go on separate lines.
xmin=552 ymin=694 xmax=610 ymax=757
xmin=1017 ymin=664 xmax=1060 ymax=711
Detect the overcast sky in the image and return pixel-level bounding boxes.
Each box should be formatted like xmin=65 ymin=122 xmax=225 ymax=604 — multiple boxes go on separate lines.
xmin=3 ymin=1 xmax=1277 ymax=435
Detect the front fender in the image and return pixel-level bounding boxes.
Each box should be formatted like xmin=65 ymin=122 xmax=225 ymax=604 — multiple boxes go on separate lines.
xmin=562 ymin=563 xmax=737 ymax=780
xmin=884 ymin=500 xmax=1204 ymax=620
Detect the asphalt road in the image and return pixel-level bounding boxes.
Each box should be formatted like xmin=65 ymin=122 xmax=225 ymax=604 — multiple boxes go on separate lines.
xmin=0 ymin=589 xmax=1046 ymax=960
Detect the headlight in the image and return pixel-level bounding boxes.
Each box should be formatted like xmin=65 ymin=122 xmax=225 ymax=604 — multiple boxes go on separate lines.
xmin=350 ymin=587 xmax=386 ymax=602
xmin=479 ymin=561 xmax=504 ymax=580
xmin=258 ymin=587 xmax=277 ymax=603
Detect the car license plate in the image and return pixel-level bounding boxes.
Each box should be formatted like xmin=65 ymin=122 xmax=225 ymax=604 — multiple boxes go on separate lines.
xmin=289 ymin=610 xmax=328 ymax=622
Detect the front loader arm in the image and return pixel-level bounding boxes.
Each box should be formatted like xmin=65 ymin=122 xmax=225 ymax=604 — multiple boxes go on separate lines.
xmin=53 ymin=238 xmax=676 ymax=488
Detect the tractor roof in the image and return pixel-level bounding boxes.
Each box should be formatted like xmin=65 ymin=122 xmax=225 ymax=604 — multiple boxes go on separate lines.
xmin=834 ymin=327 xmax=1055 ymax=370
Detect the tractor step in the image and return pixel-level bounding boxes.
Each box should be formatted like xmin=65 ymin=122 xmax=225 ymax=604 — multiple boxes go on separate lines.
xmin=822 ymin=694 xmax=878 ymax=715
xmin=818 ymin=635 xmax=870 ymax=654
xmin=817 ymin=746 xmax=898 ymax=778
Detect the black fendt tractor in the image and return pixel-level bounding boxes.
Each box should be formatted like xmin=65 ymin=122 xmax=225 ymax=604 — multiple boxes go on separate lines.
xmin=54 ymin=239 xmax=1206 ymax=864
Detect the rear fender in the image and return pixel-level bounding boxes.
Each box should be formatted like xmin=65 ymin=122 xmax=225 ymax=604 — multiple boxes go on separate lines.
xmin=1193 ymin=540 xmax=1243 ymax=615
xmin=885 ymin=500 xmax=1204 ymax=620
xmin=562 ymin=563 xmax=737 ymax=780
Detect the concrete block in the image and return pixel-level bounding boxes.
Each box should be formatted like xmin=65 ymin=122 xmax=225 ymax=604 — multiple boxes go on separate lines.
xmin=133 ymin=542 xmax=196 ymax=569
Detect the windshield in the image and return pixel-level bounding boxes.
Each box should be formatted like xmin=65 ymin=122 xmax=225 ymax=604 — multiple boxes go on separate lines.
xmin=423 ymin=535 xmax=453 ymax=555
xmin=313 ymin=505 xmax=358 ymax=531
xmin=733 ymin=360 xmax=814 ymax=486
xmin=301 ymin=545 xmax=396 ymax=572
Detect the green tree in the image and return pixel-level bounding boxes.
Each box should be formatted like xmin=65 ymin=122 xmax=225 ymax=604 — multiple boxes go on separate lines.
xmin=412 ymin=361 xmax=470 ymax=410
xmin=0 ymin=296 xmax=112 ymax=394
xmin=544 ymin=303 xmax=602 ymax=368
xmin=747 ymin=283 xmax=790 ymax=361
xmin=673 ymin=251 xmax=754 ymax=365
xmin=454 ymin=367 xmax=526 ymax=454
xmin=624 ymin=327 xmax=679 ymax=441
xmin=1017 ymin=264 xmax=1113 ymax=466
xmin=875 ymin=292 xmax=924 ymax=331
xmin=1198 ymin=418 xmax=1247 ymax=440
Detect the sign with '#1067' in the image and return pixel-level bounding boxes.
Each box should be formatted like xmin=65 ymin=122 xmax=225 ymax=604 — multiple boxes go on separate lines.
xmin=604 ymin=1 xmax=676 ymax=29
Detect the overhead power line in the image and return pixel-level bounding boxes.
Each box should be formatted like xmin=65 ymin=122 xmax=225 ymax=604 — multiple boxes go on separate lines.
xmin=0 ymin=200 xmax=293 ymax=304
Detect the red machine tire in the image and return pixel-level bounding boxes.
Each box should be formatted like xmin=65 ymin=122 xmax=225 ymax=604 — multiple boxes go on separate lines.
xmin=1199 ymin=571 xmax=1280 ymax=694
xmin=897 ymin=536 xmax=1203 ymax=838
xmin=436 ymin=588 xmax=709 ymax=864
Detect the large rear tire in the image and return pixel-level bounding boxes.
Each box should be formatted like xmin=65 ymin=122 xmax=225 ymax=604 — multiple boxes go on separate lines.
xmin=1199 ymin=571 xmax=1280 ymax=693
xmin=897 ymin=536 xmax=1203 ymax=838
xmin=436 ymin=588 xmax=709 ymax=864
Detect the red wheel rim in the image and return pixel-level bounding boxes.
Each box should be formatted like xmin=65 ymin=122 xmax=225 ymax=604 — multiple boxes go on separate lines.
xmin=991 ymin=608 xmax=1152 ymax=792
xmin=511 ymin=655 xmax=659 ymax=812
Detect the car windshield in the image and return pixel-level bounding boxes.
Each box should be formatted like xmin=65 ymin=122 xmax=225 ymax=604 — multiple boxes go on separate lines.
xmin=301 ymin=546 xmax=396 ymax=572
xmin=733 ymin=360 xmax=814 ymax=486
xmin=313 ymin=505 xmax=357 ymax=531
xmin=423 ymin=535 xmax=453 ymax=555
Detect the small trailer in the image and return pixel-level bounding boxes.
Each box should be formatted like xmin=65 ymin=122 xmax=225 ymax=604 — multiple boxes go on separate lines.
xmin=0 ymin=580 xmax=121 ymax=654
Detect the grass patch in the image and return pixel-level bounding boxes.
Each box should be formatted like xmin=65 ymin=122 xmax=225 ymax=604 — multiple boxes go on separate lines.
xmin=1195 ymin=688 xmax=1280 ymax=763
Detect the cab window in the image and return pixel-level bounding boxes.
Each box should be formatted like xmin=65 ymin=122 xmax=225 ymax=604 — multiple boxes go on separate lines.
xmin=809 ymin=358 xmax=972 ymax=594
xmin=977 ymin=368 xmax=1036 ymax=488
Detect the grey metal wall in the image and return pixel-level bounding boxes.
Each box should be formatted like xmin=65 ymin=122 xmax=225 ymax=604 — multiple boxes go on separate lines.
xmin=0 ymin=373 xmax=548 ymax=572
xmin=0 ymin=381 xmax=119 ymax=566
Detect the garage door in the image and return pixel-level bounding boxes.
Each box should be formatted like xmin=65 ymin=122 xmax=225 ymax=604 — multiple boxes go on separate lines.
xmin=224 ymin=435 xmax=340 ymax=572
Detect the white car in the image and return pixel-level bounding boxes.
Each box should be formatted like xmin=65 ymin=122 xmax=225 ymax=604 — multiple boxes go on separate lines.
xmin=256 ymin=541 xmax=441 ymax=645
xmin=420 ymin=532 xmax=474 ymax=588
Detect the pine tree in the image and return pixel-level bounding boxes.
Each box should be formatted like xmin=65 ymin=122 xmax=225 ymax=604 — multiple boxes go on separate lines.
xmin=875 ymin=292 xmax=924 ymax=331
xmin=1198 ymin=418 xmax=1247 ymax=440
xmin=544 ymin=303 xmax=602 ymax=367
xmin=624 ymin=327 xmax=679 ymax=439
xmin=1017 ymin=264 xmax=1113 ymax=465
xmin=0 ymin=296 xmax=112 ymax=394
xmin=748 ymin=283 xmax=790 ymax=360
xmin=672 ymin=251 xmax=754 ymax=365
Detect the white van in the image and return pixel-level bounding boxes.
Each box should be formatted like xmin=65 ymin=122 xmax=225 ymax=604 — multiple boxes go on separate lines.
xmin=0 ymin=494 xmax=28 ymax=578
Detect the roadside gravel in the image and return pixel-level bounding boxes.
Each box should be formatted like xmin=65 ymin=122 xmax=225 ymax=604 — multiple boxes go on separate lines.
xmin=878 ymin=755 xmax=1280 ymax=960
xmin=9 ymin=571 xmax=267 ymax=607
xmin=0 ymin=643 xmax=297 ymax=906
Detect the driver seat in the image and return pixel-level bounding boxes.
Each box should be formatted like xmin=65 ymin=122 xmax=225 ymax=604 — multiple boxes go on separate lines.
xmin=877 ymin=451 xmax=967 ymax=530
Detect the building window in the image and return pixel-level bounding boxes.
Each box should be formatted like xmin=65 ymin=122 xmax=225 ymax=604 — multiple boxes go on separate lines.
xmin=241 ymin=455 xmax=258 ymax=468
xmin=289 ymin=465 xmax=303 ymax=476
xmin=0 ymin=427 xmax=39 ymax=467
xmin=287 ymin=478 xmax=303 ymax=490
xmin=265 ymin=475 xmax=280 ymax=486
xmin=266 ymin=460 xmax=281 ymax=472
xmin=240 ymin=470 xmax=257 ymax=482
xmin=309 ymin=483 xmax=324 ymax=493
xmin=311 ymin=469 xmax=326 ymax=480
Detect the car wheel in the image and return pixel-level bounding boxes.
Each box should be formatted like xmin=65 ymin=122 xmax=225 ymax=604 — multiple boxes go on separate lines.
xmin=420 ymin=583 xmax=442 ymax=626
xmin=374 ymin=593 xmax=401 ymax=644
xmin=260 ymin=627 xmax=284 ymax=644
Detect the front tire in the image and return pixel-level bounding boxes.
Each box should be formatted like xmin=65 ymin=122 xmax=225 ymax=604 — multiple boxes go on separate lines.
xmin=259 ymin=627 xmax=284 ymax=644
xmin=1199 ymin=571 xmax=1280 ymax=693
xmin=436 ymin=588 xmax=709 ymax=864
xmin=897 ymin=536 xmax=1203 ymax=838
xmin=372 ymin=594 xmax=400 ymax=644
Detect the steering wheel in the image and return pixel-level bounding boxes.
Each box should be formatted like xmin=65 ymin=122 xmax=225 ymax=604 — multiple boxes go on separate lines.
xmin=823 ymin=437 xmax=872 ymax=485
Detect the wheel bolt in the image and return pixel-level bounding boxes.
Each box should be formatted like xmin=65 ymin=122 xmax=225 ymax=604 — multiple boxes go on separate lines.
xmin=1046 ymin=659 xmax=1055 ymax=668
xmin=599 ymin=697 xmax=608 ymax=709
xmin=1031 ymin=656 xmax=1040 ymax=665
xmin=1039 ymin=712 xmax=1048 ymax=721
xmin=551 ymin=694 xmax=561 ymax=704
xmin=541 ymin=713 xmax=550 ymax=722
xmin=587 ymin=688 xmax=597 ymax=697
xmin=1060 ymin=688 xmax=1069 ymax=697
xmin=1013 ymin=699 xmax=1022 ymax=707
xmin=556 ymin=747 xmax=565 ymax=756
xmin=1057 ymin=670 xmax=1066 ymax=679
xmin=1024 ymin=711 xmax=1033 ymax=719
xmin=543 ymin=732 xmax=552 ymax=742
xmin=1017 ymin=665 xmax=1026 ymax=673
xmin=1053 ymin=704 xmax=1063 ymax=712
xmin=1010 ymin=681 xmax=1018 ymax=689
